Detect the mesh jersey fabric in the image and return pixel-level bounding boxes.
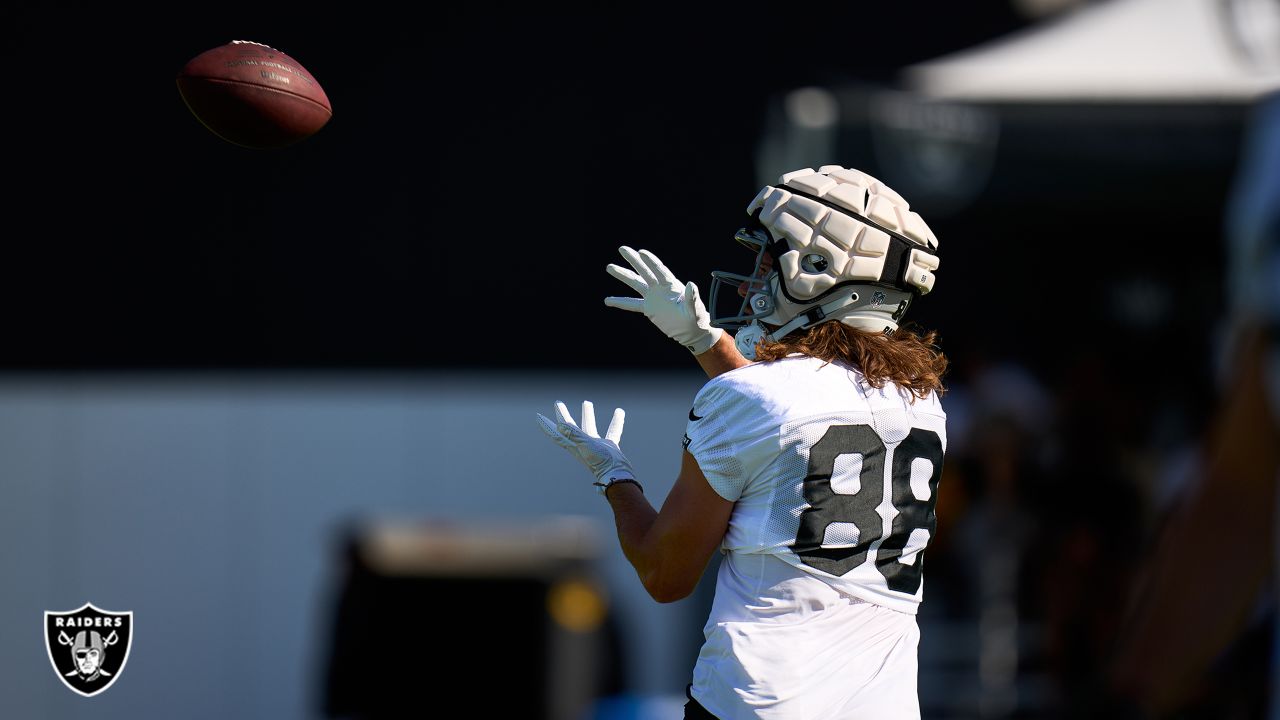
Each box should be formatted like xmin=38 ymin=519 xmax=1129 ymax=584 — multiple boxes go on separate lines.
xmin=685 ymin=354 xmax=947 ymax=613
xmin=684 ymin=355 xmax=946 ymax=719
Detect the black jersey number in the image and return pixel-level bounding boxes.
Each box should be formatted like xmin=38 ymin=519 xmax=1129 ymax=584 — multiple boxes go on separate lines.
xmin=791 ymin=425 xmax=944 ymax=594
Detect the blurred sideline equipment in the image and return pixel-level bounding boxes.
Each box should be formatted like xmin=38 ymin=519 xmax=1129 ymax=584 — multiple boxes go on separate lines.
xmin=176 ymin=40 xmax=332 ymax=149
xmin=321 ymin=517 xmax=617 ymax=720
xmin=1109 ymin=91 xmax=1280 ymax=716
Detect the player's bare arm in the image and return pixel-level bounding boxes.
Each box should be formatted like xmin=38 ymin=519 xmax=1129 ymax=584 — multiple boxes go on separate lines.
xmin=603 ymin=451 xmax=732 ymax=603
xmin=691 ymin=331 xmax=752 ymax=379
xmin=536 ymin=401 xmax=730 ymax=603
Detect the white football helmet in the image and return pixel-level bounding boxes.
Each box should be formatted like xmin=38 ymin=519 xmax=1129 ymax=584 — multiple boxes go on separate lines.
xmin=708 ymin=166 xmax=940 ymax=358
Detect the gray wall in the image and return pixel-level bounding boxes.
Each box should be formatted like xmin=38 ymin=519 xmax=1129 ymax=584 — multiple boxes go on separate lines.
xmin=0 ymin=370 xmax=712 ymax=719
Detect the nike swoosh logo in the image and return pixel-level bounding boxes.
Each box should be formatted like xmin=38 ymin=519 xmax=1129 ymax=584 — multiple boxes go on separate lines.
xmin=689 ymin=408 xmax=703 ymax=421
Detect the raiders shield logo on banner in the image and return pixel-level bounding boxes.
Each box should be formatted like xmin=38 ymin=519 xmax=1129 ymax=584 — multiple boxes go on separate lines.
xmin=45 ymin=603 xmax=133 ymax=697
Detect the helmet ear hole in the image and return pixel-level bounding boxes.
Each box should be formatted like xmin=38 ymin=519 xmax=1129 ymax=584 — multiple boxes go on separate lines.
xmin=799 ymin=253 xmax=828 ymax=274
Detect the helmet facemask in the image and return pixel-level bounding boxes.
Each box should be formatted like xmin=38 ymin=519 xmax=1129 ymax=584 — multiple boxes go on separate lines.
xmin=708 ymin=225 xmax=779 ymax=330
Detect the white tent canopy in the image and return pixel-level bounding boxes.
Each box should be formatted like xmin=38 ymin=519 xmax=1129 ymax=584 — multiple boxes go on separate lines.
xmin=902 ymin=0 xmax=1280 ymax=102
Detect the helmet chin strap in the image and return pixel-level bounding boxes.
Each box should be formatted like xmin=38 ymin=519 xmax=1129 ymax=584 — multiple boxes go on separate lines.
xmin=733 ymin=289 xmax=899 ymax=360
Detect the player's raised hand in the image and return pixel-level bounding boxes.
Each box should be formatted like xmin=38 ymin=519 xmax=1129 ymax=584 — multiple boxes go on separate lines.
xmin=536 ymin=400 xmax=636 ymax=494
xmin=605 ymin=246 xmax=723 ymax=355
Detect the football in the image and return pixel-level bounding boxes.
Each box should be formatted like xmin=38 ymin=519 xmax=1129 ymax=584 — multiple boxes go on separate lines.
xmin=176 ymin=40 xmax=332 ymax=149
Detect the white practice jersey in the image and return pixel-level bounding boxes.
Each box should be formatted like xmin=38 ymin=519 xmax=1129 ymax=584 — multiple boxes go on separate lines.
xmin=685 ymin=355 xmax=946 ymax=719
xmin=685 ymin=354 xmax=947 ymax=613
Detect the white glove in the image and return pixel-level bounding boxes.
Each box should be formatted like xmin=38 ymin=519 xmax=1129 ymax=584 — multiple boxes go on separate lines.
xmin=536 ymin=400 xmax=636 ymax=494
xmin=605 ymin=246 xmax=723 ymax=355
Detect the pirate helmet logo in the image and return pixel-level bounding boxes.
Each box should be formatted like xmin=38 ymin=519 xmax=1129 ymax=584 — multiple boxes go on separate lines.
xmin=44 ymin=602 xmax=133 ymax=697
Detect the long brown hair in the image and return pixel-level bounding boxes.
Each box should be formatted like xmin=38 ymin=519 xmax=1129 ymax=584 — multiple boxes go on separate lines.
xmin=754 ymin=321 xmax=948 ymax=399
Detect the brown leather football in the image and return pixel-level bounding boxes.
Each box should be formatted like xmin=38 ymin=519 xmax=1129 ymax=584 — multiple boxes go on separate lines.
xmin=176 ymin=40 xmax=332 ymax=149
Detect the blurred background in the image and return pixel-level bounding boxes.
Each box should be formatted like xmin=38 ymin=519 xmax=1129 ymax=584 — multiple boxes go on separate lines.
xmin=2 ymin=0 xmax=1279 ymax=717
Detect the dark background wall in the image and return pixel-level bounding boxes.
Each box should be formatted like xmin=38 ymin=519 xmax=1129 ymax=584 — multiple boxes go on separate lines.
xmin=2 ymin=5 xmax=1033 ymax=370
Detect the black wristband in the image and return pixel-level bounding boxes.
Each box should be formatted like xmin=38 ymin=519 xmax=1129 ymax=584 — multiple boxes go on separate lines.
xmin=593 ymin=478 xmax=644 ymax=497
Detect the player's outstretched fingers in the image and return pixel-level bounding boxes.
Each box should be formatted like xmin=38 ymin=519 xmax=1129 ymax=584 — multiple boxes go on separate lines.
xmin=604 ymin=295 xmax=644 ymax=312
xmin=683 ymin=282 xmax=702 ymax=306
xmin=553 ymin=401 xmax=580 ymax=429
xmin=606 ymin=262 xmax=647 ymax=293
xmin=605 ymin=408 xmax=625 ymax=445
xmin=580 ymin=401 xmax=598 ymax=438
xmin=638 ymin=249 xmax=678 ymax=284
xmin=618 ymin=246 xmax=658 ymax=286
xmin=536 ymin=412 xmax=573 ymax=449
